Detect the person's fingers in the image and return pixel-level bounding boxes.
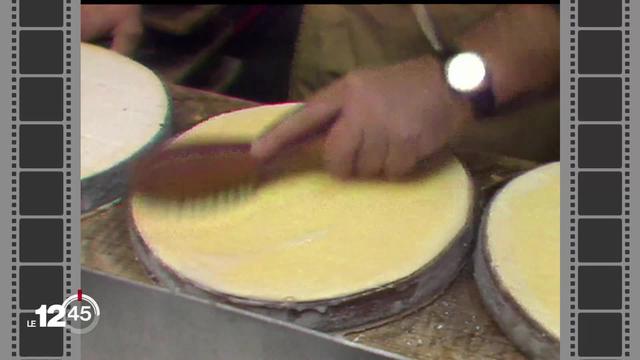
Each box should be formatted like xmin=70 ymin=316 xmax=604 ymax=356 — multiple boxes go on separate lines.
xmin=111 ymin=19 xmax=143 ymax=56
xmin=355 ymin=126 xmax=388 ymax=177
xmin=81 ymin=8 xmax=108 ymax=41
xmin=324 ymin=119 xmax=363 ymax=179
xmin=384 ymin=132 xmax=418 ymax=179
xmin=251 ymin=81 xmax=344 ymax=159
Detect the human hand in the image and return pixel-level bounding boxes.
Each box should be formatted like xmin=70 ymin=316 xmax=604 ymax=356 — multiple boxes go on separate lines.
xmin=81 ymin=5 xmax=143 ymax=56
xmin=251 ymin=57 xmax=474 ymax=179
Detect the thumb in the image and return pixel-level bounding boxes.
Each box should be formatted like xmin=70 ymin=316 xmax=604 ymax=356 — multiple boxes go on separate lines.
xmin=251 ymin=81 xmax=344 ymax=159
xmin=81 ymin=8 xmax=109 ymax=41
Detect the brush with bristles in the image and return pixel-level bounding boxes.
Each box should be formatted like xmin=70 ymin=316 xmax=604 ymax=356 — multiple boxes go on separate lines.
xmin=130 ymin=108 xmax=329 ymax=207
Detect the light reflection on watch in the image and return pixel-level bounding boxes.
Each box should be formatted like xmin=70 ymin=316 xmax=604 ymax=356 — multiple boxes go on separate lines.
xmin=443 ymin=51 xmax=496 ymax=118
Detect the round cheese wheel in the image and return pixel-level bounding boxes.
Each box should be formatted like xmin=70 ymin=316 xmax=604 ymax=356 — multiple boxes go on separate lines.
xmin=81 ymin=43 xmax=170 ymax=213
xmin=475 ymin=161 xmax=560 ymax=359
xmin=129 ymin=103 xmax=475 ymax=330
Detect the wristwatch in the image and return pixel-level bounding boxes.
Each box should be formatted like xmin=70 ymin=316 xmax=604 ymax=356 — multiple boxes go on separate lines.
xmin=441 ymin=49 xmax=496 ymax=118
xmin=411 ymin=5 xmax=496 ymax=118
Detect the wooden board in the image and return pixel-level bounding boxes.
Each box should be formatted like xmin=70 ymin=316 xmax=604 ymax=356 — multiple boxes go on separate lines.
xmin=81 ymin=84 xmax=537 ymax=359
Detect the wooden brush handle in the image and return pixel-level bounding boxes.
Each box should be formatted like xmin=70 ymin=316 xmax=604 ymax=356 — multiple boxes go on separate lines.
xmin=130 ymin=141 xmax=258 ymax=201
xmin=130 ymin=105 xmax=336 ymax=202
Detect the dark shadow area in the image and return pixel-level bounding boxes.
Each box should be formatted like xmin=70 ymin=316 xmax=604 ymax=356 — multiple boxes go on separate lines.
xmin=133 ymin=5 xmax=303 ymax=104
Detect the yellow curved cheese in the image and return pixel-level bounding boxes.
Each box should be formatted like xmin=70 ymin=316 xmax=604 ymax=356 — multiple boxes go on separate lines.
xmin=486 ymin=162 xmax=560 ymax=339
xmin=81 ymin=43 xmax=168 ymax=179
xmin=131 ymin=104 xmax=473 ymax=302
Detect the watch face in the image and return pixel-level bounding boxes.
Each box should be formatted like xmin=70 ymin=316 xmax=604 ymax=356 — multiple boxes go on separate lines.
xmin=445 ymin=52 xmax=487 ymax=93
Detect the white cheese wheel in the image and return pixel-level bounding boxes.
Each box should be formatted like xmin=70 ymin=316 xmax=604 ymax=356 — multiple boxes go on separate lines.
xmin=476 ymin=161 xmax=560 ymax=359
xmin=81 ymin=43 xmax=170 ymax=213
xmin=130 ymin=103 xmax=474 ymax=307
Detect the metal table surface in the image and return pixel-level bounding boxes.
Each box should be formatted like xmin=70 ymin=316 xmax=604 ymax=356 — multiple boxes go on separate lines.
xmin=81 ymin=269 xmax=405 ymax=360
xmin=81 ymin=83 xmax=535 ymax=359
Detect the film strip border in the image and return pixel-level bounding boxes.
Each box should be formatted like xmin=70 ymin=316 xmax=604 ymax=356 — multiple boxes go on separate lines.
xmin=10 ymin=0 xmax=77 ymax=358
xmin=568 ymin=0 xmax=631 ymax=358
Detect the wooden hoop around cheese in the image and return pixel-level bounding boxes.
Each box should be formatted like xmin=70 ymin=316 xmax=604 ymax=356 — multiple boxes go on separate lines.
xmin=474 ymin=166 xmax=560 ymax=360
xmin=80 ymin=43 xmax=172 ymax=214
xmin=126 ymin=131 xmax=478 ymax=332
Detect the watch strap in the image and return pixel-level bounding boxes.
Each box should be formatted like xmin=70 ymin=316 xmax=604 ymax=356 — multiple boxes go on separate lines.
xmin=469 ymin=79 xmax=497 ymax=118
xmin=440 ymin=48 xmax=497 ymax=119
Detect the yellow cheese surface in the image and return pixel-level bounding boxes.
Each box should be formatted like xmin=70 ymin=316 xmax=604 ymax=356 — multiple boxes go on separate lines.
xmin=131 ymin=104 xmax=473 ymax=302
xmin=486 ymin=162 xmax=560 ymax=339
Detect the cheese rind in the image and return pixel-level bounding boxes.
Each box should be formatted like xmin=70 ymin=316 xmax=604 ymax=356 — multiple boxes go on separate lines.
xmin=485 ymin=162 xmax=560 ymax=340
xmin=131 ymin=104 xmax=474 ymax=302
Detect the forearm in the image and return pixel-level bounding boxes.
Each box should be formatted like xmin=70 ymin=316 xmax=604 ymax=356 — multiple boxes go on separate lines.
xmin=454 ymin=4 xmax=560 ymax=107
